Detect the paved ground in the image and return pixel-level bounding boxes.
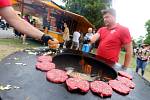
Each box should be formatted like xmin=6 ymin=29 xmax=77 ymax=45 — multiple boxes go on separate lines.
xmin=0 ymin=28 xmax=15 ymax=38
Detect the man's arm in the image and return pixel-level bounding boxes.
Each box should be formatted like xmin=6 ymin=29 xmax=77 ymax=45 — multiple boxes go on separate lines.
xmin=90 ymin=33 xmax=100 ymax=43
xmin=123 ymin=42 xmax=133 ymax=68
xmin=0 ymin=6 xmax=44 ymax=40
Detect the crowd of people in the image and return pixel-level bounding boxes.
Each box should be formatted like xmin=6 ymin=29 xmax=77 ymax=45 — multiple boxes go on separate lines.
xmin=61 ymin=26 xmax=96 ymax=53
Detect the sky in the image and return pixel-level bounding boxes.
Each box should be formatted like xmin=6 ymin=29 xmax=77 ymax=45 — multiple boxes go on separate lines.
xmin=52 ymin=0 xmax=65 ymax=6
xmin=112 ymin=0 xmax=150 ymax=40
xmin=54 ymin=0 xmax=150 ymax=39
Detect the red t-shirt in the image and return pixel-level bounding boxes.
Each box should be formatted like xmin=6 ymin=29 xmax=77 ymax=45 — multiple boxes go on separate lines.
xmin=96 ymin=24 xmax=131 ymax=62
xmin=0 ymin=0 xmax=12 ymax=8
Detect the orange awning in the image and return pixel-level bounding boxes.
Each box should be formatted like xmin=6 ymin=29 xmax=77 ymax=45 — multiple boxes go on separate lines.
xmin=11 ymin=0 xmax=18 ymax=5
xmin=65 ymin=10 xmax=94 ymax=27
xmin=63 ymin=10 xmax=95 ymax=33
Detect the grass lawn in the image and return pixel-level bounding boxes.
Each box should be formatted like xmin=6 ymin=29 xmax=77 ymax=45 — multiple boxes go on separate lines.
xmin=119 ymin=52 xmax=150 ymax=81
xmin=0 ymin=38 xmax=42 ymax=48
xmin=0 ymin=38 xmax=43 ymax=60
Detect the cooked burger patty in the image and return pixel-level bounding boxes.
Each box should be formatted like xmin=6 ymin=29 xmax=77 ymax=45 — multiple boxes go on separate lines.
xmin=90 ymin=81 xmax=113 ymax=97
xmin=117 ymin=76 xmax=135 ymax=89
xmin=46 ymin=69 xmax=68 ymax=83
xmin=109 ymin=80 xmax=130 ymax=95
xmin=36 ymin=62 xmax=55 ymax=71
xmin=37 ymin=55 xmax=52 ymax=62
xmin=118 ymin=71 xmax=132 ymax=80
xmin=66 ymin=78 xmax=90 ymax=93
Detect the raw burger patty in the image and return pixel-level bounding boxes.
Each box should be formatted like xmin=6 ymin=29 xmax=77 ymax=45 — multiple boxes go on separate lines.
xmin=37 ymin=55 xmax=52 ymax=62
xmin=117 ymin=76 xmax=135 ymax=89
xmin=47 ymin=69 xmax=68 ymax=83
xmin=118 ymin=71 xmax=132 ymax=80
xmin=109 ymin=80 xmax=130 ymax=95
xmin=66 ymin=78 xmax=89 ymax=93
xmin=36 ymin=62 xmax=55 ymax=71
xmin=90 ymin=81 xmax=113 ymax=97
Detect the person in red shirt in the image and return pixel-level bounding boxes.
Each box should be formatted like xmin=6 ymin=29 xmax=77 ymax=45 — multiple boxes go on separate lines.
xmin=90 ymin=8 xmax=133 ymax=69
xmin=0 ymin=0 xmax=58 ymax=45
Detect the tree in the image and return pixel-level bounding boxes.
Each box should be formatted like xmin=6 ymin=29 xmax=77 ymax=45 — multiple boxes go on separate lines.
xmin=144 ymin=20 xmax=150 ymax=45
xmin=61 ymin=0 xmax=111 ymax=28
xmin=136 ymin=36 xmax=144 ymax=47
xmin=132 ymin=38 xmax=137 ymax=48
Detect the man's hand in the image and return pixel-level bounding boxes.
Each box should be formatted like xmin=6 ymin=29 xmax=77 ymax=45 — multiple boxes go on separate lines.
xmin=113 ymin=63 xmax=127 ymax=71
xmin=48 ymin=38 xmax=59 ymax=49
xmin=41 ymin=34 xmax=54 ymax=43
xmin=48 ymin=38 xmax=59 ymax=44
xmin=41 ymin=34 xmax=59 ymax=44
xmin=90 ymin=33 xmax=100 ymax=43
xmin=48 ymin=44 xmax=60 ymax=49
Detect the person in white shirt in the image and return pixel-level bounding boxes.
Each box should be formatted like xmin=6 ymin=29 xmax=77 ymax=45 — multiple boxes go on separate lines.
xmin=82 ymin=28 xmax=93 ymax=52
xmin=70 ymin=30 xmax=80 ymax=50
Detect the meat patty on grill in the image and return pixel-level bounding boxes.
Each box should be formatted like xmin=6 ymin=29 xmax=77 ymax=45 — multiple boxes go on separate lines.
xmin=90 ymin=81 xmax=113 ymax=97
xmin=47 ymin=69 xmax=68 ymax=83
xmin=117 ymin=76 xmax=135 ymax=89
xmin=66 ymin=78 xmax=90 ymax=93
xmin=37 ymin=55 xmax=52 ymax=62
xmin=118 ymin=71 xmax=132 ymax=80
xmin=36 ymin=62 xmax=55 ymax=71
xmin=109 ymin=80 xmax=130 ymax=95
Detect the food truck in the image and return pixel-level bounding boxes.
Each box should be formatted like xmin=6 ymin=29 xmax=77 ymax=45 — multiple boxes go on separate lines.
xmin=12 ymin=0 xmax=94 ymax=43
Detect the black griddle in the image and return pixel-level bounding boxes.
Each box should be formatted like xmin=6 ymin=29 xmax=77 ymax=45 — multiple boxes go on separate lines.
xmin=52 ymin=49 xmax=117 ymax=81
xmin=0 ymin=51 xmax=150 ymax=100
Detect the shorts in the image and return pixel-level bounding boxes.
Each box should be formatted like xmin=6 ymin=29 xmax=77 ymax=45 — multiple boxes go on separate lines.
xmin=82 ymin=44 xmax=91 ymax=53
xmin=136 ymin=58 xmax=148 ymax=70
xmin=71 ymin=41 xmax=79 ymax=49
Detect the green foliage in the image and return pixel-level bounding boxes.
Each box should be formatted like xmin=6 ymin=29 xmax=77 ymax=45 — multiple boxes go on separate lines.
xmin=144 ymin=35 xmax=150 ymax=45
xmin=145 ymin=19 xmax=150 ymax=33
xmin=62 ymin=0 xmax=111 ymax=28
xmin=136 ymin=36 xmax=144 ymax=47
xmin=144 ymin=20 xmax=150 ymax=45
xmin=132 ymin=39 xmax=137 ymax=48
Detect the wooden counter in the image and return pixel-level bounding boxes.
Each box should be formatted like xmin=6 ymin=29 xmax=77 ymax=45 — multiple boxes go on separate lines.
xmin=43 ymin=28 xmax=64 ymax=43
